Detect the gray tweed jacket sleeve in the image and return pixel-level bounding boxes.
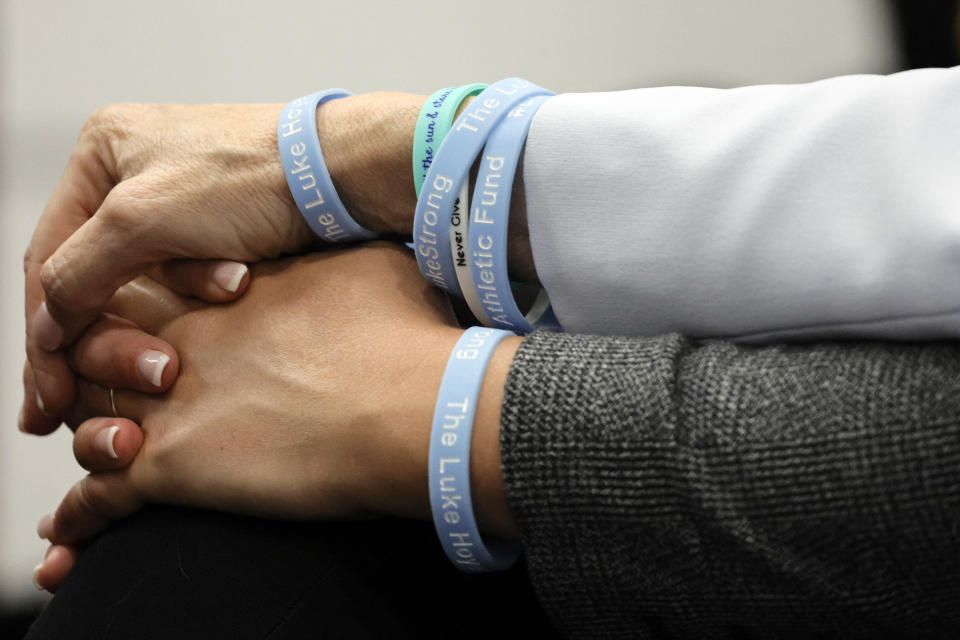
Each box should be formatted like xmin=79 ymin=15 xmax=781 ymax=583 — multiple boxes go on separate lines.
xmin=499 ymin=332 xmax=960 ymax=639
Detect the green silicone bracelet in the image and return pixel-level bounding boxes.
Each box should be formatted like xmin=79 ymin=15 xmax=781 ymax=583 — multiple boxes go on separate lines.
xmin=412 ymin=83 xmax=488 ymax=196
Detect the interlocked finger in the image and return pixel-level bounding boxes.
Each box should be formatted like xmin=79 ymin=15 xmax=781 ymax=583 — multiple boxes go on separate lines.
xmin=72 ymin=417 xmax=143 ymax=472
xmin=148 ymin=259 xmax=249 ymax=303
xmin=65 ymin=314 xmax=179 ymax=394
xmin=72 ymin=378 xmax=149 ymax=426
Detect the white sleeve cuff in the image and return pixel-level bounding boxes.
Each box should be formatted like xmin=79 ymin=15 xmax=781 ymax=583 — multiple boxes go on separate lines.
xmin=523 ymin=66 xmax=960 ymax=340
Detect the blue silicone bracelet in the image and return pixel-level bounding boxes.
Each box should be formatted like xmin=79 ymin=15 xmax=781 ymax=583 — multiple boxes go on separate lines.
xmin=413 ymin=83 xmax=489 ymax=196
xmin=469 ymin=95 xmax=555 ymax=332
xmin=415 ymin=85 xmax=493 ymax=323
xmin=278 ymin=90 xmax=376 ymax=242
xmin=428 ymin=326 xmax=521 ymax=572
xmin=413 ymin=78 xmax=554 ymax=297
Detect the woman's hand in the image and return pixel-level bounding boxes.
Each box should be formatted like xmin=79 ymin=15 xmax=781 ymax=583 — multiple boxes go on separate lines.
xmin=72 ymin=243 xmax=461 ymax=518
xmin=21 ymin=93 xmax=425 ymax=434
xmin=34 ymin=244 xmax=521 ymax=591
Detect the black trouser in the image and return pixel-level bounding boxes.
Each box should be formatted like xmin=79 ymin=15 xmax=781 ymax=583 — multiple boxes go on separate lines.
xmin=26 ymin=505 xmax=558 ymax=639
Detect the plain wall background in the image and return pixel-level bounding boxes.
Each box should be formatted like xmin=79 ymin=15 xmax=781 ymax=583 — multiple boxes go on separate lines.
xmin=0 ymin=0 xmax=898 ymax=608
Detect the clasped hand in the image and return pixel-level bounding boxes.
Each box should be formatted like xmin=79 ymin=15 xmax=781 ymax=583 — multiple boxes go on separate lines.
xmin=21 ymin=95 xmax=423 ymax=436
xmin=23 ymin=95 xmax=524 ymax=591
xmin=34 ymin=244 xmax=466 ymax=590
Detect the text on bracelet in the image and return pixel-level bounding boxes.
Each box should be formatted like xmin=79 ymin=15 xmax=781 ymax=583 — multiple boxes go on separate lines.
xmin=282 ymin=106 xmax=348 ymax=241
xmin=436 ymin=395 xmax=481 ymax=568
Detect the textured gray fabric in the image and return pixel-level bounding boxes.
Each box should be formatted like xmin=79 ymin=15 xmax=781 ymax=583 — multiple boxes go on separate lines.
xmin=500 ymin=332 xmax=960 ymax=639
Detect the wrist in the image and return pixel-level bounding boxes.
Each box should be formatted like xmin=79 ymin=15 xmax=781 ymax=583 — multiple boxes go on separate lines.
xmin=365 ymin=326 xmax=521 ymax=541
xmin=314 ymin=91 xmax=423 ymax=235
xmin=305 ymin=89 xmax=538 ymax=283
xmin=470 ymin=334 xmax=523 ymax=539
xmin=364 ymin=325 xmax=459 ymax=522
xmin=456 ymin=96 xmax=538 ymax=284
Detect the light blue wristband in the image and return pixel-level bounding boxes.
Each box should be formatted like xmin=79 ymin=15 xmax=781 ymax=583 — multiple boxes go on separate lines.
xmin=428 ymin=326 xmax=521 ymax=572
xmin=278 ymin=90 xmax=376 ymax=242
xmin=469 ymin=95 xmax=556 ymax=332
xmin=413 ymin=78 xmax=554 ymax=297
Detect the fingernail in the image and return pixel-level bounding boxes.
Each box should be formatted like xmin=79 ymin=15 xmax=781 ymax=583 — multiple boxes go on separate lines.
xmin=37 ymin=514 xmax=54 ymax=540
xmin=32 ymin=302 xmax=64 ymax=351
xmin=32 ymin=563 xmax=44 ymax=590
xmin=95 ymin=425 xmax=120 ymax=459
xmin=212 ymin=261 xmax=247 ymax=293
xmin=36 ymin=392 xmax=49 ymax=416
xmin=137 ymin=350 xmax=170 ymax=388
xmin=17 ymin=406 xmax=26 ymax=433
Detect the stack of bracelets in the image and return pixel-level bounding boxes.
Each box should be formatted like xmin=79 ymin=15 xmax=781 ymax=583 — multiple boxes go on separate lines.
xmin=278 ymin=78 xmax=557 ymax=572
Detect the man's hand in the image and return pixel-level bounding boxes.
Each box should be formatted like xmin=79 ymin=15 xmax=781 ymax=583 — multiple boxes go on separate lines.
xmin=21 ymin=93 xmax=426 ymax=434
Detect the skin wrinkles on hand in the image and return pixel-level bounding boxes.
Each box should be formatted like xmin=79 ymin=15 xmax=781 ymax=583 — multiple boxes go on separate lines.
xmin=24 ymin=93 xmax=539 ymax=590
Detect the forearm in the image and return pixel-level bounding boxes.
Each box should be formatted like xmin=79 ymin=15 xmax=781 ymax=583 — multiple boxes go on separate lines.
xmin=499 ymin=332 xmax=960 ymax=636
xmin=314 ymin=92 xmax=420 ymax=234
xmin=315 ymin=92 xmax=539 ymax=282
xmin=320 ymin=70 xmax=960 ymax=342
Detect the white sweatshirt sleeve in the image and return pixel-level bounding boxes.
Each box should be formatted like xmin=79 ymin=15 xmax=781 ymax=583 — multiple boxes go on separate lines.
xmin=522 ymin=66 xmax=960 ymax=341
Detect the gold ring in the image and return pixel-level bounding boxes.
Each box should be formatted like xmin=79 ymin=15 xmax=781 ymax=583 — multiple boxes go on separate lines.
xmin=109 ymin=388 xmax=119 ymax=418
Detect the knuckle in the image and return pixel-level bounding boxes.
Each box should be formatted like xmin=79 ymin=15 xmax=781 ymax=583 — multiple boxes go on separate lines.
xmin=100 ymin=180 xmax=166 ymax=240
xmin=78 ymin=101 xmax=169 ymax=207
xmin=39 ymin=253 xmax=102 ymax=319
xmin=79 ymin=103 xmax=141 ymax=177
xmin=78 ymin=107 xmax=115 ymax=153
xmin=80 ymin=103 xmax=128 ymax=139
xmin=97 ymin=187 xmax=149 ymax=242
xmin=96 ymin=191 xmax=134 ymax=228
xmin=39 ymin=253 xmax=73 ymax=309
